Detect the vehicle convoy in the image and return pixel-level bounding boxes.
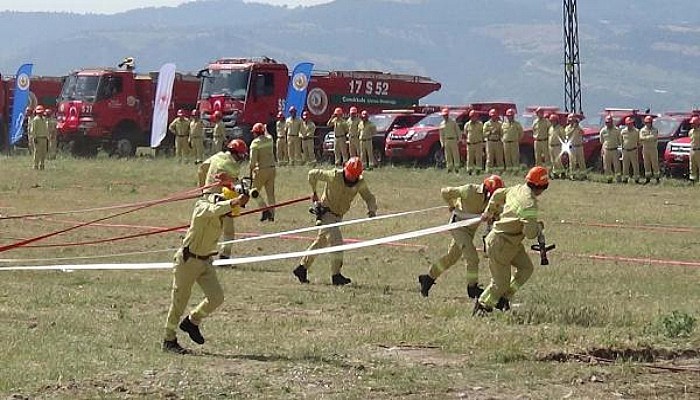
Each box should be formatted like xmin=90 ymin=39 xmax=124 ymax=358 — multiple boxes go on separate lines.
xmin=660 ymin=111 xmax=697 ymax=176
xmin=56 ymin=67 xmax=199 ymax=156
xmin=322 ymin=107 xmax=429 ymax=164
xmin=384 ymin=102 xmax=515 ymax=166
xmin=196 ymin=57 xmax=441 ymax=145
xmin=0 ymin=73 xmax=64 ymax=149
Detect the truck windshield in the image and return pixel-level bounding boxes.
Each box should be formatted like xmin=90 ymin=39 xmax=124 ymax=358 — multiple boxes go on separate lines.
xmin=369 ymin=114 xmax=397 ymax=132
xmin=60 ymin=74 xmax=100 ymax=102
xmin=652 ymin=116 xmax=682 ymax=138
xmin=200 ymin=69 xmax=250 ymax=100
xmin=415 ymin=113 xmax=444 ymax=127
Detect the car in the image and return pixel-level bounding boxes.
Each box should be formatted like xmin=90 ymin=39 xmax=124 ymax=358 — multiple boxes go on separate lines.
xmin=660 ymin=112 xmax=696 ymax=177
xmin=384 ymin=102 xmax=515 ymax=167
xmin=321 ymin=108 xmax=428 ymax=165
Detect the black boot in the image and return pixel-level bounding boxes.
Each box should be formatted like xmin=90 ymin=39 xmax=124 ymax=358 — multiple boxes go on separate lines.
xmin=260 ymin=210 xmax=273 ymax=222
xmin=655 ymin=177 xmax=660 ymax=184
xmin=162 ymin=339 xmax=189 ymax=354
xmin=467 ymin=283 xmax=484 ymax=299
xmin=331 ymin=273 xmax=352 ymax=286
xmin=418 ymin=274 xmax=435 ymax=297
xmin=472 ymin=301 xmax=493 ymax=317
xmin=179 ymin=317 xmax=205 ymax=345
xmin=293 ymin=265 xmax=310 ymax=283
xmin=644 ymin=177 xmax=650 ymax=185
xmin=495 ymin=297 xmax=511 ymax=311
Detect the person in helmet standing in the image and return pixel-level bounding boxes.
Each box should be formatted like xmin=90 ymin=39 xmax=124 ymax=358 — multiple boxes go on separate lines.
xmin=358 ymin=110 xmax=377 ymax=170
xmin=300 ymin=111 xmax=317 ymax=165
xmin=484 ymin=108 xmax=504 ymax=173
xmin=162 ymin=157 xmax=250 ymax=354
xmin=249 ymin=123 xmax=276 ymax=222
xmin=502 ymin=108 xmax=523 ymax=173
xmin=197 ymin=139 xmax=249 ymax=259
xmin=439 ymin=108 xmax=461 ymax=173
xmin=328 ymin=107 xmax=349 ymax=166
xmin=211 ymin=111 xmax=226 ymax=154
xmin=620 ymin=117 xmax=641 ymax=184
xmin=169 ymin=109 xmax=190 ymax=163
xmin=564 ymin=114 xmax=586 ymax=180
xmin=639 ymin=115 xmax=660 ymax=184
xmin=189 ymin=110 xmax=205 ymax=164
xmin=418 ymin=175 xmax=505 ymax=298
xmin=474 ymin=166 xmax=549 ymax=315
xmin=29 ymin=105 xmax=49 ymax=170
xmin=347 ymin=106 xmax=361 ymax=158
xmin=285 ymin=106 xmax=303 ymax=166
xmin=532 ymin=108 xmax=551 ymax=167
xmin=464 ymin=110 xmax=484 ymax=175
xmin=599 ymin=115 xmax=622 ymax=183
xmin=44 ymin=109 xmax=58 ymax=160
xmin=548 ymin=114 xmax=565 ymax=179
xmin=293 ymin=157 xmax=377 ymax=286
xmin=274 ymin=111 xmax=288 ymax=165
xmin=689 ymin=116 xmax=700 ymax=183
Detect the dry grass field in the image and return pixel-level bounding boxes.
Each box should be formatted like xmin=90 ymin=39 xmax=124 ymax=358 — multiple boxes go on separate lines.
xmin=1 ymin=154 xmax=699 ymax=399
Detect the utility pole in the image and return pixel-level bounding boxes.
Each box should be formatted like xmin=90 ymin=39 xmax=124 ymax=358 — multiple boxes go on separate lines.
xmin=563 ymin=0 xmax=582 ymax=114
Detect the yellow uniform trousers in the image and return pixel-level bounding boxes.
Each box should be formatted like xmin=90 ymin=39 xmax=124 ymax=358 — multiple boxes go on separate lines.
xmin=190 ymin=137 xmax=205 ymax=162
xmin=253 ymin=167 xmax=276 ymax=217
xmin=302 ymin=138 xmax=316 ymax=165
xmin=486 ymin=140 xmax=504 ymax=171
xmin=466 ymin=142 xmax=483 ymax=173
xmin=219 ymin=216 xmax=235 ymax=258
xmin=334 ymin=137 xmax=349 ymax=166
xmin=534 ymin=140 xmax=550 ymax=166
xmin=360 ymin=139 xmax=375 ymax=168
xmin=503 ymin=141 xmax=520 ymax=171
xmin=549 ymin=145 xmax=564 ymax=175
xmin=175 ymin=136 xmax=189 ymax=161
xmin=33 ymin=137 xmax=48 ymax=169
xmin=568 ymin=145 xmax=586 ymax=177
xmin=300 ymin=212 xmax=344 ymax=274
xmin=479 ymin=232 xmax=534 ymax=308
xmin=48 ymin=135 xmax=58 ymax=160
xmin=429 ymin=226 xmax=479 ymax=285
xmin=622 ymin=148 xmax=640 ymax=180
xmin=691 ymin=149 xmax=700 ymax=181
xmin=603 ymin=147 xmax=621 ymax=180
xmin=443 ymin=139 xmax=460 ymax=172
xmin=164 ymin=249 xmax=224 ymax=341
xmin=287 ymin=136 xmax=302 ymax=165
xmin=348 ymin=137 xmax=361 ymax=158
xmin=276 ymin=137 xmax=288 ymax=165
xmin=642 ymin=145 xmax=660 ymax=178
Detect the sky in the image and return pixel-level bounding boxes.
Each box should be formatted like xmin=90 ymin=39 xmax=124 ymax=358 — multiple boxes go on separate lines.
xmin=0 ymin=0 xmax=332 ymax=14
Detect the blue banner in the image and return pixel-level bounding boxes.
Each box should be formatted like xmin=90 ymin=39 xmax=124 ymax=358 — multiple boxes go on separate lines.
xmin=9 ymin=63 xmax=33 ymax=146
xmin=284 ymin=62 xmax=314 ymax=117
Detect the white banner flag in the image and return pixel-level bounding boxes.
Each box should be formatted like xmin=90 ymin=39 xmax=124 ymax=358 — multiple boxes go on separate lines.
xmin=150 ymin=63 xmax=176 ymax=148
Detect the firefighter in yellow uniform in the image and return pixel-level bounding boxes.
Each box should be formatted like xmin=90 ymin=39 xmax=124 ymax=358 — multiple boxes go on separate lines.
xmin=328 ymin=107 xmax=349 ymax=166
xmin=502 ymin=108 xmax=523 ymax=173
xmin=564 ymin=114 xmax=586 ymax=180
xmin=464 ymin=110 xmax=484 ymax=175
xmin=484 ymin=108 xmax=504 ymax=173
xmin=599 ymin=115 xmax=622 ymax=183
xmin=189 ymin=110 xmax=205 ymax=164
xmin=293 ymin=157 xmax=377 ymax=286
xmin=249 ymin=123 xmax=276 ymax=222
xmin=300 ymin=111 xmax=317 ymax=165
xmin=211 ymin=111 xmax=226 ymax=153
xmin=45 ymin=109 xmax=58 ymax=160
xmin=30 ymin=105 xmax=49 ymax=170
xmin=474 ymin=166 xmax=549 ymax=315
xmin=197 ymin=139 xmax=248 ymax=259
xmin=358 ymin=110 xmax=377 ymax=170
xmin=439 ymin=108 xmax=461 ymax=173
xmin=548 ymin=114 xmax=565 ymax=179
xmin=347 ymin=106 xmax=361 ymax=157
xmin=690 ymin=116 xmax=700 ymax=183
xmin=418 ymin=175 xmax=504 ymax=298
xmin=620 ymin=117 xmax=641 ymax=184
xmin=286 ymin=106 xmax=303 ymax=165
xmin=26 ymin=107 xmax=35 ymax=155
xmin=639 ymin=115 xmax=660 ymax=184
xmin=169 ymin=109 xmax=190 ymax=162
xmin=275 ymin=112 xmax=288 ymax=165
xmin=532 ymin=108 xmax=551 ymax=166
xmin=162 ymin=166 xmax=250 ymax=354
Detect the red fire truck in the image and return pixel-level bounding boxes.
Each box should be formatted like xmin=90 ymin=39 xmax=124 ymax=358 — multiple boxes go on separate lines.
xmin=196 ymin=57 xmax=441 ymax=144
xmin=0 ymin=73 xmax=64 ymax=150
xmin=56 ymin=67 xmax=199 ymax=156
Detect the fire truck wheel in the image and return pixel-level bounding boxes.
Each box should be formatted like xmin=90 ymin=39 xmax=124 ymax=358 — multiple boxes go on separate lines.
xmin=70 ymin=137 xmax=98 ymax=157
xmin=114 ymin=138 xmax=135 ymax=158
xmin=373 ymin=145 xmax=384 ymax=166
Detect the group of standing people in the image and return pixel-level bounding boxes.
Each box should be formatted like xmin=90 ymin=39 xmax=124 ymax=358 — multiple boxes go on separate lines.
xmin=600 ymin=115 xmax=662 ymax=184
xmin=274 ymin=106 xmax=317 ymax=166
xmin=169 ymin=108 xmax=226 ymax=164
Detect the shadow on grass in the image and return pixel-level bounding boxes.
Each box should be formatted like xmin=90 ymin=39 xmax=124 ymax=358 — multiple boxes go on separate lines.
xmin=196 ymin=350 xmax=364 ymax=370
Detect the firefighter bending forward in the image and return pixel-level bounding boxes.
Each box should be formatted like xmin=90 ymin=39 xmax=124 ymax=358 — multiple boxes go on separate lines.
xmin=249 ymin=123 xmax=276 ymax=222
xmin=293 ymin=157 xmax=377 ymax=286
xmin=418 ymin=175 xmax=505 ymax=298
xmin=474 ymin=166 xmax=549 ymax=315
xmin=162 ymin=162 xmax=250 ymax=354
xmin=197 ymin=139 xmax=249 ymax=259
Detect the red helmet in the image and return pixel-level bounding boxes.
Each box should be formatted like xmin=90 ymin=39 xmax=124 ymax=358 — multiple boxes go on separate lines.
xmin=483 ymin=175 xmax=504 ymax=196
xmin=625 ymin=116 xmax=635 ymax=125
xmin=191 ymin=109 xmax=199 ymax=117
xmin=252 ymin=122 xmax=266 ymax=136
xmin=548 ymin=114 xmax=559 ymax=123
xmin=488 ymin=108 xmax=498 ymax=118
xmin=302 ymin=111 xmax=309 ymax=119
xmin=288 ymin=106 xmax=297 ymax=114
xmin=604 ymin=115 xmax=613 ymax=124
xmin=526 ymin=166 xmax=549 ymax=187
xmin=468 ymin=110 xmax=477 ymax=119
xmin=691 ymin=116 xmax=700 ymax=126
xmin=277 ymin=111 xmax=284 ymax=119
xmin=343 ymin=156 xmax=364 ymax=181
xmin=35 ymin=105 xmax=45 ymax=114
xmin=349 ymin=106 xmax=358 ymax=115
xmin=644 ymin=115 xmax=653 ymax=124
xmin=177 ymin=109 xmax=185 ymax=117
xmin=360 ymin=110 xmax=368 ymax=119
xmin=440 ymin=108 xmax=449 ymax=117
xmin=43 ymin=108 xmax=53 ymax=116
xmin=333 ymin=107 xmax=343 ymax=116
xmin=567 ymin=113 xmax=578 ymax=122
xmin=226 ymin=139 xmax=247 ymax=155
xmin=505 ymin=108 xmax=516 ymax=117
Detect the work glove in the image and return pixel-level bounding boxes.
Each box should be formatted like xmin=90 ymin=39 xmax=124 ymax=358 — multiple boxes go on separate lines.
xmin=311 ymin=192 xmax=319 ymax=202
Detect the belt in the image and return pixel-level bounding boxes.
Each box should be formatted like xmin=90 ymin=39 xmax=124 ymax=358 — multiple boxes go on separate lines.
xmin=467 ymin=141 xmax=482 ymax=145
xmin=259 ymin=165 xmax=276 ymax=169
xmin=488 ymin=139 xmax=500 ymax=142
xmin=535 ymin=138 xmax=548 ymax=141
xmin=302 ymin=137 xmax=314 ymax=140
xmin=692 ymin=148 xmax=700 ymax=151
xmin=571 ymin=144 xmax=583 ymax=148
xmin=605 ymin=147 xmax=618 ymax=151
xmin=360 ymin=138 xmax=372 ymax=141
xmin=176 ymin=134 xmax=188 ymax=137
xmin=549 ymin=144 xmax=561 ymax=148
xmin=503 ymin=140 xmax=515 ymax=143
xmin=182 ymin=246 xmax=212 ymax=261
xmin=624 ymin=147 xmax=638 ymax=151
xmin=287 ymin=134 xmax=299 ymax=137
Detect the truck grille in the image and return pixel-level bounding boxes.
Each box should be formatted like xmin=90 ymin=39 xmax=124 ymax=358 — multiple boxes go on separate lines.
xmin=388 ymin=134 xmax=408 ymax=141
xmin=670 ymin=144 xmax=690 ymax=155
